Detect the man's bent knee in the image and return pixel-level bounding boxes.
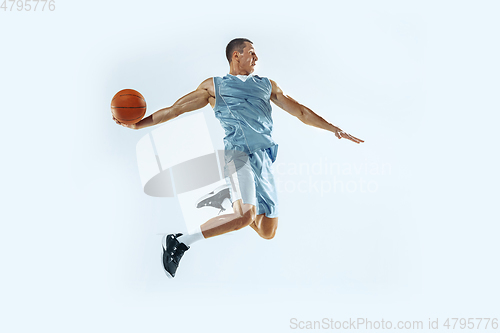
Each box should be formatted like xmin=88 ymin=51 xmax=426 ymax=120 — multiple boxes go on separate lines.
xmin=259 ymin=218 xmax=278 ymax=240
xmin=260 ymin=229 xmax=276 ymax=240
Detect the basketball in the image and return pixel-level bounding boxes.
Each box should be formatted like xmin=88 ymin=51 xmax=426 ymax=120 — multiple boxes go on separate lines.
xmin=111 ymin=89 xmax=147 ymax=124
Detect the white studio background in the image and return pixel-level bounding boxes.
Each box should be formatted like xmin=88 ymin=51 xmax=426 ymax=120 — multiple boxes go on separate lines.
xmin=1 ymin=1 xmax=499 ymax=332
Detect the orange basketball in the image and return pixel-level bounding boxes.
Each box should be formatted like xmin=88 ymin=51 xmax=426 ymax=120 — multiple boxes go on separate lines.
xmin=111 ymin=89 xmax=147 ymax=124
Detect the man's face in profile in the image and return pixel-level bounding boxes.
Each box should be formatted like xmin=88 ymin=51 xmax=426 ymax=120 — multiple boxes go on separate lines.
xmin=238 ymin=42 xmax=258 ymax=74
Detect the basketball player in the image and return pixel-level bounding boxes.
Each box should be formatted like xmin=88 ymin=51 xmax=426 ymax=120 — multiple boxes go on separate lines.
xmin=113 ymin=38 xmax=364 ymax=278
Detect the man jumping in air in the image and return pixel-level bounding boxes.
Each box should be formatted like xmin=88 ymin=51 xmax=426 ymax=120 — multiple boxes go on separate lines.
xmin=113 ymin=38 xmax=364 ymax=278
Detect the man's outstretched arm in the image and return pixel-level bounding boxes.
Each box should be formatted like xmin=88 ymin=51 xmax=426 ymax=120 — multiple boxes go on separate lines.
xmin=269 ymin=79 xmax=364 ymax=144
xmin=113 ymin=78 xmax=214 ymax=130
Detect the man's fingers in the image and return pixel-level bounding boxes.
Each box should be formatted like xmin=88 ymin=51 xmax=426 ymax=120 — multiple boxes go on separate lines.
xmin=345 ymin=133 xmax=361 ymax=143
xmin=347 ymin=133 xmax=364 ymax=143
xmin=352 ymin=136 xmax=364 ymax=143
xmin=112 ymin=115 xmax=123 ymax=126
xmin=340 ymin=131 xmax=364 ymax=144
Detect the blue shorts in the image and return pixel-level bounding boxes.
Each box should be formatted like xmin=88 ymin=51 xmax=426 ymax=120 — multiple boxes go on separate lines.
xmin=223 ymin=145 xmax=279 ymax=218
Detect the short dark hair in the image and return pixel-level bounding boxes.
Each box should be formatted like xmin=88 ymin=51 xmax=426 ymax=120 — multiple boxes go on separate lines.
xmin=226 ymin=38 xmax=253 ymax=64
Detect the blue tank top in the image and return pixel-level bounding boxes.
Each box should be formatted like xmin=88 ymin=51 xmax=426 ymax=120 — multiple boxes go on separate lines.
xmin=213 ymin=74 xmax=277 ymax=155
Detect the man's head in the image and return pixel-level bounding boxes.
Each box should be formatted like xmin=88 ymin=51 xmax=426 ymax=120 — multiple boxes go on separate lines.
xmin=226 ymin=38 xmax=258 ymax=75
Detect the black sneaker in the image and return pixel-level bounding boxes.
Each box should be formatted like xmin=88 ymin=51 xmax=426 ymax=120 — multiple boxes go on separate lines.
xmin=195 ymin=184 xmax=231 ymax=214
xmin=161 ymin=233 xmax=190 ymax=278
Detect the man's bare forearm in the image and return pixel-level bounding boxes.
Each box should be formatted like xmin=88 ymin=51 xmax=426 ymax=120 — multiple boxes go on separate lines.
xmin=134 ymin=107 xmax=176 ymax=130
xmin=299 ymin=105 xmax=339 ymax=133
xmin=135 ymin=89 xmax=210 ymax=129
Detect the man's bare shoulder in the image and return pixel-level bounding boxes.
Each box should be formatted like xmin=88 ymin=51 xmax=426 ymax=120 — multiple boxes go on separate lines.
xmin=198 ymin=77 xmax=215 ymax=97
xmin=268 ymin=79 xmax=282 ymax=99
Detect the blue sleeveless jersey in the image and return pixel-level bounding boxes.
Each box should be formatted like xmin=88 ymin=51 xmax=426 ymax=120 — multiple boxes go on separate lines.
xmin=213 ymin=74 xmax=276 ymax=155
